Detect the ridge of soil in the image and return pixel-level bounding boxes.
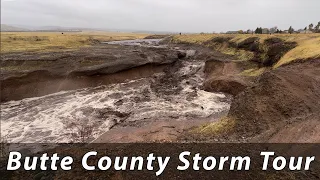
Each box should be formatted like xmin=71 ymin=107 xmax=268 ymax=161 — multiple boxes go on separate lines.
xmin=182 ymin=59 xmax=320 ymax=143
xmin=0 ymin=44 xmax=184 ymax=101
xmin=229 ymin=59 xmax=320 ymax=142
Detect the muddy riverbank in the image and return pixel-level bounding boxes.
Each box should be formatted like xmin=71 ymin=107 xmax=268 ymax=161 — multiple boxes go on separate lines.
xmin=1 ymin=39 xmax=232 ymax=143
xmin=0 ymin=40 xmax=183 ymax=101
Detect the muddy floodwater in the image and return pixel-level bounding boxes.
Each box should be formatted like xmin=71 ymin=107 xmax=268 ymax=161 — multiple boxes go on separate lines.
xmin=1 ymin=39 xmax=231 ymax=143
xmin=103 ymin=39 xmax=164 ymax=47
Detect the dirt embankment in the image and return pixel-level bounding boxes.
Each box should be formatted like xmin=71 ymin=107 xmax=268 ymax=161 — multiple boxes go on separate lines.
xmin=203 ymin=60 xmax=256 ymax=95
xmin=168 ymin=36 xmax=320 ymax=143
xmin=184 ymin=59 xmax=320 ymax=143
xmin=229 ymin=59 xmax=320 ymax=142
xmin=92 ymin=39 xmax=320 ymax=143
xmin=0 ymin=44 xmax=185 ymax=101
xmin=166 ymin=36 xmax=299 ymax=97
xmin=204 ymin=36 xmax=297 ymax=66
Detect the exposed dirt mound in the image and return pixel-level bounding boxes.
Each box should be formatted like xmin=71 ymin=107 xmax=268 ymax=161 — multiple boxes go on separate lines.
xmin=203 ymin=36 xmax=297 ymax=67
xmin=205 ymin=78 xmax=248 ymax=96
xmin=229 ymin=59 xmax=320 ymax=140
xmin=236 ymin=37 xmax=260 ymax=49
xmin=180 ymin=59 xmax=320 ymax=143
xmin=203 ymin=60 xmax=256 ymax=95
xmin=260 ymin=38 xmax=297 ymax=66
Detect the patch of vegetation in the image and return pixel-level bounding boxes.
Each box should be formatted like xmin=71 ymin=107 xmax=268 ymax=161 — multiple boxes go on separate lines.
xmin=240 ymin=67 xmax=267 ymax=77
xmin=192 ymin=117 xmax=236 ymax=136
xmin=274 ymin=36 xmax=320 ymax=68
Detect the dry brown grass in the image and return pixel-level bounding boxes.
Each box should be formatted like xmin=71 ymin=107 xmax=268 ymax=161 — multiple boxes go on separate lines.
xmin=0 ymin=31 xmax=149 ymax=53
xmin=240 ymin=67 xmax=267 ymax=77
xmin=274 ymin=35 xmax=320 ymax=68
xmin=191 ymin=117 xmax=236 ymax=135
xmin=173 ymin=33 xmax=320 ymax=68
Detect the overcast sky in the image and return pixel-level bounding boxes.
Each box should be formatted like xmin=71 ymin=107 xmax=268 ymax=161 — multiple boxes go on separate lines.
xmin=1 ymin=0 xmax=319 ymax=32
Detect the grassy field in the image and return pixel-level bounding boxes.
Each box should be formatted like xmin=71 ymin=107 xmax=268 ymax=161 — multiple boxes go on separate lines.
xmin=172 ymin=33 xmax=320 ymax=68
xmin=0 ymin=31 xmax=149 ymax=53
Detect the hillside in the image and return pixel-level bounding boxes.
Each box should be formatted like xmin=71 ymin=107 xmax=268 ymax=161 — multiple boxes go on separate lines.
xmin=0 ymin=24 xmax=29 ymax=32
xmin=169 ymin=34 xmax=320 ymax=143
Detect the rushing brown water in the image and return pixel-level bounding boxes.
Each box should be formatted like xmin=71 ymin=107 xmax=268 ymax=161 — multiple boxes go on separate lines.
xmin=1 ymin=39 xmax=231 ymax=143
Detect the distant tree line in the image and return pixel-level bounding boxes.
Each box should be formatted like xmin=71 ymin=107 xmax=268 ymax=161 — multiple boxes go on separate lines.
xmin=254 ymin=27 xmax=263 ymax=34
xmin=244 ymin=21 xmax=320 ymax=34
xmin=280 ymin=22 xmax=319 ymax=34
xmin=307 ymin=21 xmax=320 ymax=32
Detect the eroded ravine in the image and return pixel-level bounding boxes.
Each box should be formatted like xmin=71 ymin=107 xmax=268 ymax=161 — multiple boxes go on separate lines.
xmin=1 ymin=40 xmax=231 ymax=143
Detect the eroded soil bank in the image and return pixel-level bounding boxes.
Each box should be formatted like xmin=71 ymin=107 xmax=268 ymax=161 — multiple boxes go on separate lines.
xmin=229 ymin=59 xmax=320 ymax=142
xmin=1 ymin=43 xmax=182 ymax=101
xmin=1 ymin=40 xmax=231 ymax=143
xmin=179 ymin=48 xmax=320 ymax=143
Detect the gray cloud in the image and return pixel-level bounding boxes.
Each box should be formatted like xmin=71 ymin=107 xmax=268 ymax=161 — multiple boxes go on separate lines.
xmin=1 ymin=0 xmax=319 ymax=32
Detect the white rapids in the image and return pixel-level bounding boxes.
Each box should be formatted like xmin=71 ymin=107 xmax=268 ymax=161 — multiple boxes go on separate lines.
xmin=1 ymin=51 xmax=231 ymax=143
